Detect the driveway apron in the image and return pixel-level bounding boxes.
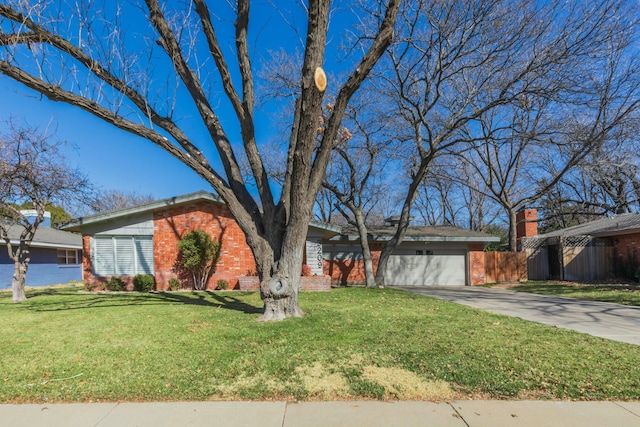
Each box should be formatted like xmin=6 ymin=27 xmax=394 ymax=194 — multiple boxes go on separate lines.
xmin=393 ymin=286 xmax=640 ymax=345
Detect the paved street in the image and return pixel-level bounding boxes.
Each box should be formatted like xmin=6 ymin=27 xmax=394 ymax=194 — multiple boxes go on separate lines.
xmin=394 ymin=286 xmax=640 ymax=345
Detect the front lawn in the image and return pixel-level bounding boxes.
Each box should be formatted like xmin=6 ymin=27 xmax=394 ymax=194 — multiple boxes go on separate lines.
xmin=509 ymin=282 xmax=640 ymax=307
xmin=1 ymin=286 xmax=639 ymax=403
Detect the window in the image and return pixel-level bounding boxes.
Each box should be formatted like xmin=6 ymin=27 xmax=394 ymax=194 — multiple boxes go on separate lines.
xmin=57 ymin=249 xmax=79 ymax=265
xmin=93 ymin=236 xmax=154 ymax=276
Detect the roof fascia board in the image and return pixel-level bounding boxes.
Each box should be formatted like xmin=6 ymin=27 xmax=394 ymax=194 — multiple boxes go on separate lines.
xmin=330 ymin=235 xmax=500 ymax=243
xmin=2 ymin=240 xmax=82 ymax=249
xmin=592 ymin=228 xmax=640 ymax=238
xmin=61 ymin=191 xmax=221 ymax=231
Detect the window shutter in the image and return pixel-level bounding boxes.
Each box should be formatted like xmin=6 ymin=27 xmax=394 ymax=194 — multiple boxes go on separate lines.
xmin=95 ymin=237 xmax=114 ymax=275
xmin=135 ymin=236 xmax=154 ymax=275
xmin=115 ymin=237 xmax=135 ymax=275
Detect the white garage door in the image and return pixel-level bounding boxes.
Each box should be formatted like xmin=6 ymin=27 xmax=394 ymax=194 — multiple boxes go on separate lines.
xmin=384 ymin=254 xmax=466 ymax=286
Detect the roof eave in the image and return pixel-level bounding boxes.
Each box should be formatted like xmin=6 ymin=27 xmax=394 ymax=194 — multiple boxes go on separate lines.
xmin=330 ymin=234 xmax=500 ymax=243
xmin=2 ymin=240 xmax=82 ymax=249
xmin=592 ymin=228 xmax=640 ymax=238
xmin=61 ymin=190 xmax=221 ymax=232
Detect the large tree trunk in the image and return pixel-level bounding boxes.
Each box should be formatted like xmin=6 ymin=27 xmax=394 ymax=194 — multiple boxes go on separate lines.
xmin=256 ymin=228 xmax=306 ymax=321
xmin=12 ymin=261 xmax=27 ymax=303
xmin=508 ymin=208 xmax=517 ymax=252
xmin=353 ymin=210 xmax=376 ymax=288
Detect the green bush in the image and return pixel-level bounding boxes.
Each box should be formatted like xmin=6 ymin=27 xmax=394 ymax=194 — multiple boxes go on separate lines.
xmin=217 ymin=279 xmax=229 ymax=290
xmin=168 ymin=277 xmax=181 ymax=291
xmin=133 ymin=274 xmax=155 ymax=292
xmin=106 ymin=277 xmax=125 ymax=292
xmin=176 ymin=230 xmax=220 ymax=290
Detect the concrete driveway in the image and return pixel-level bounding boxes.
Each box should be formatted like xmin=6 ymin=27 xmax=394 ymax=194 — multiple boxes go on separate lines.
xmin=393 ymin=286 xmax=640 ymax=345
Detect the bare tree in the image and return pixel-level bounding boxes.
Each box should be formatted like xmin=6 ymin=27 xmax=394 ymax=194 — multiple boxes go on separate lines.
xmin=322 ymin=100 xmax=396 ymax=288
xmin=0 ymin=121 xmax=90 ymax=302
xmin=369 ymin=0 xmax=640 ymax=283
xmin=415 ymin=159 xmax=499 ymax=231
xmin=455 ymin=20 xmax=640 ymax=250
xmin=90 ymin=189 xmax=155 ymax=214
xmin=539 ymin=131 xmax=640 ymax=232
xmin=0 ymin=1 xmax=400 ymax=320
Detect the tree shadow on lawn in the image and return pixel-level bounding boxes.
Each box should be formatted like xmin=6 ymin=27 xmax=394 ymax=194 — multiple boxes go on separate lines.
xmin=157 ymin=291 xmax=263 ymax=315
xmin=17 ymin=289 xmax=263 ymax=315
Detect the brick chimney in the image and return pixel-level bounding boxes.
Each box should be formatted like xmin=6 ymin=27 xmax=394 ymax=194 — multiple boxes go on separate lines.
xmin=516 ymin=208 xmax=537 ymax=249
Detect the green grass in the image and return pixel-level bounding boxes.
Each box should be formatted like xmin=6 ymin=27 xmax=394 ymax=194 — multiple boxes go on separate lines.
xmin=509 ymin=282 xmax=640 ymax=307
xmin=1 ymin=286 xmax=640 ymax=403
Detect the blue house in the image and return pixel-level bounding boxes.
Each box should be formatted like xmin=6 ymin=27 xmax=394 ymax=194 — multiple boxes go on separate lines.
xmin=0 ymin=212 xmax=82 ymax=289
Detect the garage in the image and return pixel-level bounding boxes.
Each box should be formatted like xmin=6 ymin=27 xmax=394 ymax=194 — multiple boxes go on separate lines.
xmin=322 ymin=224 xmax=499 ymax=287
xmin=383 ymin=252 xmax=467 ymax=286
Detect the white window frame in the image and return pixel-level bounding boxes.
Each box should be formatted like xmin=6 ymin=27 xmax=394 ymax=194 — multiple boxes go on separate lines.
xmin=57 ymin=249 xmax=79 ymax=265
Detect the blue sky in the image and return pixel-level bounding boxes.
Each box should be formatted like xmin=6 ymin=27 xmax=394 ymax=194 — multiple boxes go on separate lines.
xmin=0 ymin=78 xmax=207 ymax=199
xmin=0 ymin=1 xmax=362 ymax=203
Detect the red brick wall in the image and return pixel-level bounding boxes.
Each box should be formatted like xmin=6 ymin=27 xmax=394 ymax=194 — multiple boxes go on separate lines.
xmin=611 ymin=232 xmax=640 ymax=269
xmin=469 ymin=251 xmax=486 ymax=285
xmin=323 ymin=243 xmax=383 ymax=285
xmin=82 ymin=235 xmax=94 ymax=284
xmin=153 ymin=201 xmax=255 ymax=290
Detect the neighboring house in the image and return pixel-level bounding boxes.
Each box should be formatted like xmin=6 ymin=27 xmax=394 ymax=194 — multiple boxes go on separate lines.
xmin=523 ymin=213 xmax=640 ymax=281
xmin=324 ymin=224 xmax=500 ymax=287
xmin=1 ymin=212 xmax=83 ymax=289
xmin=61 ymin=191 xmax=339 ymax=290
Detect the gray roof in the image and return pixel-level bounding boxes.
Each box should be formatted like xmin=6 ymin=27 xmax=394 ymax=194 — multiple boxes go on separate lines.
xmin=539 ymin=213 xmax=640 ymax=239
xmin=61 ymin=190 xmax=342 ymax=237
xmin=2 ymin=224 xmax=82 ymax=249
xmin=335 ymin=225 xmax=500 ymax=243
xmin=61 ymin=190 xmax=222 ymax=232
xmin=61 ymin=190 xmax=496 ymax=242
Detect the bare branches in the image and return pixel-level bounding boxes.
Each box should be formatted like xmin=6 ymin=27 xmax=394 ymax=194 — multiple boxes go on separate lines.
xmin=0 ymin=120 xmax=93 ymax=301
xmin=307 ymin=0 xmax=400 ymax=206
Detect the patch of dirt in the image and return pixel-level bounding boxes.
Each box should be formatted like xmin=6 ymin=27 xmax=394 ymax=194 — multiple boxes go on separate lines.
xmin=361 ymin=366 xmax=455 ymax=401
xmin=487 ymin=282 xmax=521 ymax=290
xmin=295 ymin=363 xmax=351 ymax=399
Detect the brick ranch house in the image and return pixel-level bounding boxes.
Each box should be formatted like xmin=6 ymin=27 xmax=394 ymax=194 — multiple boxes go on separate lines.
xmin=523 ymin=212 xmax=640 ymax=282
xmin=62 ymin=191 xmax=500 ymax=290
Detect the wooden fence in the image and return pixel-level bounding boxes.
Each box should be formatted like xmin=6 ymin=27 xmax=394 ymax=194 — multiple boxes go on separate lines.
xmin=562 ymin=244 xmax=611 ymax=281
xmin=483 ymin=251 xmax=527 ymax=283
xmin=524 ymin=236 xmax=611 ymax=281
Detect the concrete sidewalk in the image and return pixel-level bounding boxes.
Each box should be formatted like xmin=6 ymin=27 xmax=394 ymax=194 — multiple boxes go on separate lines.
xmin=1 ymin=400 xmax=639 ymax=426
xmin=394 ymin=286 xmax=640 ymax=345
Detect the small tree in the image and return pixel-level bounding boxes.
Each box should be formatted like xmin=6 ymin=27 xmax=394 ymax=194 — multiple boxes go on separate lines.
xmin=0 ymin=120 xmax=91 ymax=302
xmin=176 ymin=230 xmax=220 ymax=291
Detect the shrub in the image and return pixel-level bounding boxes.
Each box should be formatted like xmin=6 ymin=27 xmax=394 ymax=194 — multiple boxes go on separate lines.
xmin=106 ymin=277 xmax=125 ymax=292
xmin=217 ymin=279 xmax=229 ymax=290
xmin=176 ymin=230 xmax=220 ymax=290
xmin=168 ymin=277 xmax=181 ymax=291
xmin=133 ymin=274 xmax=155 ymax=292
